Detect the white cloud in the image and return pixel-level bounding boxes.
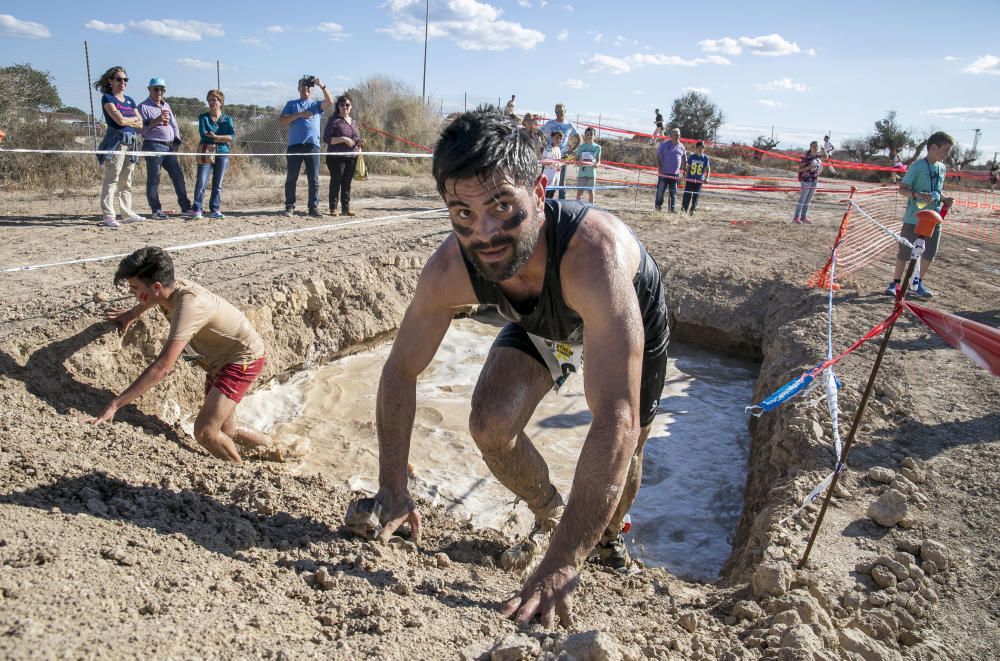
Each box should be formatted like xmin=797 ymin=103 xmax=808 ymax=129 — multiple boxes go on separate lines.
xmin=560 ymin=78 xmax=588 ymax=89
xmin=698 ymin=37 xmax=740 ymax=55
xmin=943 ymin=55 xmax=959 ymax=61
xmin=517 ymin=0 xmax=531 ymax=6
xmin=562 ymin=3 xmax=574 ymax=10
xmin=84 ymin=19 xmax=124 ymax=34
xmin=318 ymin=22 xmax=349 ymax=40
xmin=685 ymin=87 xmax=711 ymax=94
xmin=266 ymin=25 xmax=284 ymax=33
xmin=240 ymin=36 xmax=265 ymax=47
xmin=925 ymin=106 xmax=1000 ymax=121
xmin=757 ymin=99 xmax=782 ymax=108
xmin=963 ymin=54 xmax=1000 ymax=75
xmin=699 ymin=33 xmax=802 ymax=57
xmin=614 ymin=34 xmax=625 ymax=47
xmin=556 ymin=29 xmax=568 ymax=41
xmin=582 ymin=52 xmax=730 ymax=74
xmin=128 ymin=19 xmax=224 ymax=41
xmin=758 ymin=77 xmax=807 ymax=92
xmin=581 ymin=54 xmax=631 ymax=74
xmin=177 ymin=58 xmax=217 ymax=69
xmin=380 ymin=0 xmax=544 ymax=51
xmin=0 ymin=13 xmax=50 ymax=38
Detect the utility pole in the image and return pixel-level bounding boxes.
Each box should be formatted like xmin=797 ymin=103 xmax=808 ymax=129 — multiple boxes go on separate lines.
xmin=421 ymin=0 xmax=429 ymax=105
xmin=216 ymin=60 xmax=221 ymax=91
xmin=971 ymin=128 xmax=982 ymax=155
xmin=83 ymin=41 xmax=97 ymax=150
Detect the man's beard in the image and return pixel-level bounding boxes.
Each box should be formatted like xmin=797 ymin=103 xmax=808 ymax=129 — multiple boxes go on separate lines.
xmin=460 ymin=212 xmax=541 ymax=283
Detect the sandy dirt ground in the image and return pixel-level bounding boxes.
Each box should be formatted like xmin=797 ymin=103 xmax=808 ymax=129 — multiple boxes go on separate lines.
xmin=1 ymin=172 xmax=998 ymax=660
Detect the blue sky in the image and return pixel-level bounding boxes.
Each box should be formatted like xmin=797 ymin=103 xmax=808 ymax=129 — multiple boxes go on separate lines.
xmin=2 ymin=1 xmax=998 ymax=157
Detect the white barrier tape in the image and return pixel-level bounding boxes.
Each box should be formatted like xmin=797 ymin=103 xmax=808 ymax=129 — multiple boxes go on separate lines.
xmin=826 ymin=246 xmax=843 ymax=460
xmin=779 ymin=464 xmax=844 ymax=525
xmin=0 ymin=147 xmax=431 ymax=159
xmin=2 ymin=207 xmax=447 ymax=273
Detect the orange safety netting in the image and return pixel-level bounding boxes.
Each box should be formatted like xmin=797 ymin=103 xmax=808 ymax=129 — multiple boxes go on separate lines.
xmin=807 ymin=187 xmax=1000 ymax=289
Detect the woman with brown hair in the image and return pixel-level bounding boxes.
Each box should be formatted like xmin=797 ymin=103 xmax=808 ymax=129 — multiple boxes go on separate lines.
xmin=94 ymin=66 xmax=145 ymax=227
xmin=322 ymin=93 xmax=365 ymax=216
xmin=192 ymin=90 xmax=234 ymax=220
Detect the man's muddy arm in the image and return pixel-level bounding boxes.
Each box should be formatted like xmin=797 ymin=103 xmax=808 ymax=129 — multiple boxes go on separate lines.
xmin=86 ymin=339 xmax=187 ymax=423
xmin=375 ymin=244 xmax=469 ymax=537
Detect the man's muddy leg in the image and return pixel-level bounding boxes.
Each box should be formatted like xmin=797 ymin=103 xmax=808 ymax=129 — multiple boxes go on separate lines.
xmin=469 ymin=346 xmax=561 ymax=521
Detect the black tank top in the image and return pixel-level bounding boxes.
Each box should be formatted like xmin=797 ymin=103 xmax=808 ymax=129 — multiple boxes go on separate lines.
xmin=460 ymin=200 xmax=669 ymax=352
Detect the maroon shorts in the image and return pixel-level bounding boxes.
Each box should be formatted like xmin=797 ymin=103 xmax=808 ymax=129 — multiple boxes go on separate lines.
xmin=205 ymin=356 xmax=266 ymax=403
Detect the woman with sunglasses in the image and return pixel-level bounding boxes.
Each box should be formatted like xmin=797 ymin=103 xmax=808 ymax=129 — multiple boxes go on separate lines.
xmin=322 ymin=93 xmax=365 ymax=216
xmin=93 ymin=66 xmax=145 ymax=228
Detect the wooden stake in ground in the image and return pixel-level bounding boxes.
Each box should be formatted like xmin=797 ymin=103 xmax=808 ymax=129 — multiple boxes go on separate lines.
xmin=799 ymin=211 xmax=942 ymax=568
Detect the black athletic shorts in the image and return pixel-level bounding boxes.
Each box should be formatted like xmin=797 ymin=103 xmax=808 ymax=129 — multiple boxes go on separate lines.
xmin=493 ymin=322 xmax=668 ymax=428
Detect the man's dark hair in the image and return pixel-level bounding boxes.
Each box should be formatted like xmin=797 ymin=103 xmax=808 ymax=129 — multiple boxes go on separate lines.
xmin=114 ymin=246 xmax=175 ymax=286
xmin=432 ymin=108 xmax=539 ymax=197
xmin=927 ymin=131 xmax=955 ymax=149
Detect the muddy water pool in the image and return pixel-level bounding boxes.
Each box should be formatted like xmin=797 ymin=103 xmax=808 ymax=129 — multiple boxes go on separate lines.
xmin=239 ymin=315 xmax=757 ymax=581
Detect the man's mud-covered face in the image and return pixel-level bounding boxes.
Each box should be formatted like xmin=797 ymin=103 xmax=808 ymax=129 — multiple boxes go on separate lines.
xmin=443 ymin=175 xmax=545 ymax=283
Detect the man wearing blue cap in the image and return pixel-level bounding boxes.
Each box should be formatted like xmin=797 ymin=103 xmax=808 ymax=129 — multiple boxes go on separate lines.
xmin=138 ymin=78 xmax=192 ymax=219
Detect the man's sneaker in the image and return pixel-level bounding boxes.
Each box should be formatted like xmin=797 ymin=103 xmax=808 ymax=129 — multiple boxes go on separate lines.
xmin=884 ymin=281 xmax=899 ymax=296
xmin=121 ymin=214 xmax=146 ymax=224
xmin=799 ymin=217 xmax=813 ymax=224
xmin=308 ymin=208 xmax=323 ymax=218
xmin=151 ymin=210 xmax=169 ymax=220
xmin=284 ymin=207 xmax=295 ymax=217
xmin=180 ymin=209 xmax=197 ymax=218
xmin=592 ymin=531 xmax=632 ymax=574
xmin=911 ymin=278 xmax=935 ymax=298
xmin=188 ymin=210 xmax=204 ymax=220
xmin=208 ymin=211 xmax=225 ymax=219
xmin=102 ymin=215 xmax=120 ymax=228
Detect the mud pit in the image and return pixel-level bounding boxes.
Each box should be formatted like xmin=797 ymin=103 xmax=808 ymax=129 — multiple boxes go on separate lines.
xmin=1 ymin=175 xmax=999 ymax=659
xmin=237 ymin=315 xmax=756 ymax=582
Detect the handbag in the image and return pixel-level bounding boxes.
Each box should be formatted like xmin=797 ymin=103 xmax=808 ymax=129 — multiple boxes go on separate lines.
xmin=354 ymin=153 xmax=367 ymax=181
xmin=198 ymin=143 xmax=217 ymax=165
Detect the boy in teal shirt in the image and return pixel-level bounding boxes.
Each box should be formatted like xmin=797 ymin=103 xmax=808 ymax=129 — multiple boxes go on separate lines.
xmin=574 ymin=127 xmax=601 ymax=203
xmin=886 ymin=131 xmax=954 ymax=298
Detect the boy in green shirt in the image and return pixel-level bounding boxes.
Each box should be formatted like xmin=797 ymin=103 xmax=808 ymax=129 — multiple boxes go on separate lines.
xmin=886 ymin=131 xmax=955 ymax=298
xmin=575 ymin=127 xmax=602 ymax=204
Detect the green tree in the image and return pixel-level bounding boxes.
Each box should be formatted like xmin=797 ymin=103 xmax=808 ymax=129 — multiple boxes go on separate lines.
xmin=869 ymin=110 xmax=912 ymax=157
xmin=751 ymin=135 xmax=780 ymax=161
xmin=667 ymin=92 xmax=724 ymax=142
xmin=0 ymin=63 xmax=63 ymax=124
xmin=842 ymin=136 xmax=878 ymax=162
xmin=164 ymin=96 xmax=207 ymax=120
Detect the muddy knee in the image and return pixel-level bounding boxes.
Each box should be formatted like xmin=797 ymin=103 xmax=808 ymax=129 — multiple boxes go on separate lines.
xmin=468 ymin=407 xmax=521 ymax=456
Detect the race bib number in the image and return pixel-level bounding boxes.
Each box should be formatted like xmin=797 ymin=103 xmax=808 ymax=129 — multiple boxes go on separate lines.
xmin=528 ymin=333 xmax=583 ymax=391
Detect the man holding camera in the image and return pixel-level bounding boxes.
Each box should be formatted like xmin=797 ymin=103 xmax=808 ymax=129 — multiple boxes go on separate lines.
xmin=279 ymin=76 xmax=334 ymax=217
xmin=138 ymin=77 xmax=192 ymax=219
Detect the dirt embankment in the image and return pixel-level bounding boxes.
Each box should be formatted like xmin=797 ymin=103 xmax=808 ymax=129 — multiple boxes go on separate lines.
xmin=1 ymin=181 xmax=999 ymax=659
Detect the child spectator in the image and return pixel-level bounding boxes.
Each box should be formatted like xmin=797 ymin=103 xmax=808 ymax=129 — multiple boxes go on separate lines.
xmin=682 ymin=141 xmax=710 ymax=214
xmin=541 ymin=130 xmax=563 ymax=199
xmin=574 ymin=127 xmax=601 ymax=204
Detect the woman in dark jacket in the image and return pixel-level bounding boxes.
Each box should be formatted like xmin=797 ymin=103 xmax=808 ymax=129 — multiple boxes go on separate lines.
xmin=322 ymin=93 xmax=365 ymax=216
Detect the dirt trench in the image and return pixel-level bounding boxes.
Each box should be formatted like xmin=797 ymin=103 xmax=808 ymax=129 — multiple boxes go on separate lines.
xmin=2 ymin=189 xmax=998 ymax=659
